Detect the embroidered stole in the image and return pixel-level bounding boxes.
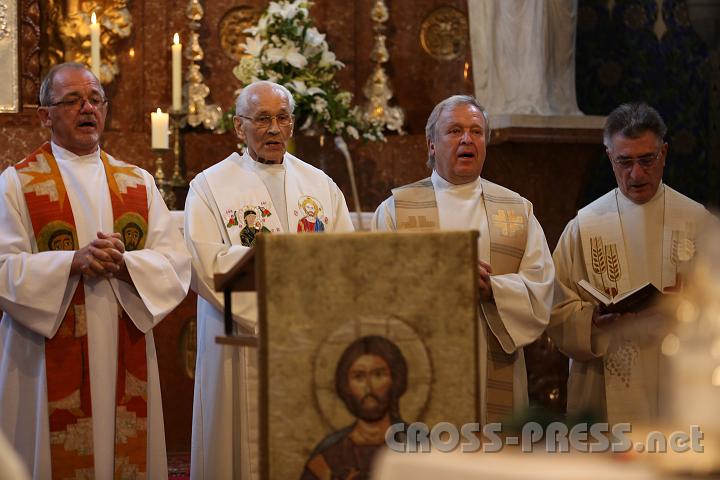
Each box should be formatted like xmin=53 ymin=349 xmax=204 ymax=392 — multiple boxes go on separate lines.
xmin=578 ymin=187 xmax=700 ymax=296
xmin=392 ymin=177 xmax=528 ymax=425
xmin=577 ymin=186 xmax=702 ymax=422
xmin=203 ymin=151 xmax=334 ymax=247
xmin=15 ymin=143 xmax=149 ymax=479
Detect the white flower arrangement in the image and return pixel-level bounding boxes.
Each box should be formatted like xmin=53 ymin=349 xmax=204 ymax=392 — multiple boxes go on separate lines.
xmin=233 ymin=0 xmax=385 ymax=142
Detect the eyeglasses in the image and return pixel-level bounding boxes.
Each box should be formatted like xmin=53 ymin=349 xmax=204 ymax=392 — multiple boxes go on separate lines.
xmin=237 ymin=113 xmax=293 ymax=128
xmin=611 ymin=151 xmax=662 ymax=170
xmin=48 ymin=95 xmax=108 ymax=110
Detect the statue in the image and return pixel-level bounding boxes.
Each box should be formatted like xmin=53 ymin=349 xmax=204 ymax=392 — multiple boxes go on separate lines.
xmin=469 ymin=0 xmax=582 ymax=116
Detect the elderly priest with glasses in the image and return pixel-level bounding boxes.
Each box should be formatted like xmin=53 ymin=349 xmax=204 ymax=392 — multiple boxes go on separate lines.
xmin=184 ymin=80 xmax=354 ymax=479
xmin=0 ymin=62 xmax=191 ymax=478
xmin=548 ymin=102 xmax=711 ymax=425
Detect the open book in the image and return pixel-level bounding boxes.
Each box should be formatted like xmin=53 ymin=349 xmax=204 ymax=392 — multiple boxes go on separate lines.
xmin=577 ymin=280 xmax=662 ymax=314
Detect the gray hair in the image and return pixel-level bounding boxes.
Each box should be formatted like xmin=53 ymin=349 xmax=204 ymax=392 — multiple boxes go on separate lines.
xmin=39 ymin=62 xmax=104 ymax=106
xmin=603 ymin=101 xmax=667 ymax=149
xmin=235 ymin=80 xmax=296 ymax=115
xmin=425 ymin=95 xmax=490 ymax=169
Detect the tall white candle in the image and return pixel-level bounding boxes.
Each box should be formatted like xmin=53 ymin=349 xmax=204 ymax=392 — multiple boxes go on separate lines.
xmin=151 ymin=108 xmax=169 ymax=149
xmin=172 ymin=33 xmax=182 ymax=111
xmin=90 ymin=12 xmax=101 ymax=79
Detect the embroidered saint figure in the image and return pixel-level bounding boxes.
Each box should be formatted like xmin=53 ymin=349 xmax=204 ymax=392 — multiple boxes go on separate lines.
xmin=297 ymin=196 xmax=326 ymax=232
xmin=240 ymin=209 xmax=270 ymax=247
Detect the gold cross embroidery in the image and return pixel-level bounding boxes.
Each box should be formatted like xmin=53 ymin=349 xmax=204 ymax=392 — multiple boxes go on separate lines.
xmin=492 ymin=209 xmax=525 ymax=237
xmin=400 ymin=215 xmax=436 ymax=229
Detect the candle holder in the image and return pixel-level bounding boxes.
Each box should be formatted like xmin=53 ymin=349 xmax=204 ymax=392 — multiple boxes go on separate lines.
xmin=152 ymin=150 xmax=177 ymax=209
xmin=169 ymin=109 xmax=188 ymax=189
xmin=182 ymin=0 xmax=224 ymax=131
xmin=361 ymin=0 xmax=405 ymax=133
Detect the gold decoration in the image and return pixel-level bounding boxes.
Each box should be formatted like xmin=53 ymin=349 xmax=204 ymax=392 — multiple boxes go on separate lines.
xmin=361 ymin=0 xmax=405 ymax=133
xmin=588 ymin=238 xmax=621 ymax=297
xmin=153 ymin=156 xmax=176 ymax=210
xmin=46 ymin=0 xmax=132 ymax=85
xmin=219 ymin=6 xmax=262 ymax=62
xmin=0 ymin=1 xmax=11 ymax=40
xmin=590 ymin=236 xmax=608 ymax=293
xmin=672 ymin=229 xmax=696 ymax=264
xmin=492 ymin=209 xmax=525 ymax=237
xmin=179 ymin=316 xmax=197 ymax=380
xmin=0 ymin=0 xmax=18 ymax=113
xmin=605 ymin=243 xmax=621 ymax=292
xmin=182 ymin=0 xmax=223 ymax=132
xmin=420 ymin=6 xmax=468 ymax=61
xmin=169 ymin=111 xmax=188 ymax=189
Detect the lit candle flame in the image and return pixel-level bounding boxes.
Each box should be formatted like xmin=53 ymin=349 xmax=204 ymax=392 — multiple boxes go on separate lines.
xmin=173 ymin=32 xmax=179 ymax=45
xmin=91 ymin=11 xmax=97 ymax=24
xmin=463 ymin=61 xmax=469 ymax=81
xmin=156 ymin=107 xmax=162 ymax=114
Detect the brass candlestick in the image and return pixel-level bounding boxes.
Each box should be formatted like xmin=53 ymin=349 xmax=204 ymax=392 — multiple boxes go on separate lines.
xmin=169 ymin=109 xmax=188 ymax=188
xmin=152 ymin=150 xmax=176 ymax=209
xmin=361 ymin=0 xmax=405 ymax=133
xmin=183 ymin=0 xmax=223 ymax=131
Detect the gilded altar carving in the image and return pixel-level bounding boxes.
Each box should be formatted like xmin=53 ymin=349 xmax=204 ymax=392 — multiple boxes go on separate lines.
xmin=420 ymin=6 xmax=468 ymax=61
xmin=0 ymin=1 xmax=12 ymax=40
xmin=182 ymin=0 xmax=223 ymax=131
xmin=361 ymin=0 xmax=405 ymax=133
xmin=45 ymin=0 xmax=132 ymax=85
xmin=0 ymin=0 xmax=19 ymax=112
xmin=219 ymin=6 xmax=261 ymax=62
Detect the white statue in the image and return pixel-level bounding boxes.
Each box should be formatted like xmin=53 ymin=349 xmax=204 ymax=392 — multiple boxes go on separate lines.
xmin=469 ymin=0 xmax=582 ymax=116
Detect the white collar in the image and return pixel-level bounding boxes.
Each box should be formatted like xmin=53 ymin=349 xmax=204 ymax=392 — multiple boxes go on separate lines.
xmin=431 ymin=169 xmax=483 ymax=195
xmin=50 ymin=141 xmax=101 ymax=164
xmin=241 ymin=150 xmax=286 ymax=172
xmin=616 ymin=182 xmax=665 ymax=208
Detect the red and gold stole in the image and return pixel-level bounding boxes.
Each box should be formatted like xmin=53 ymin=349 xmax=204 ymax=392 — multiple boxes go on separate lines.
xmin=15 ymin=142 xmax=150 ymax=479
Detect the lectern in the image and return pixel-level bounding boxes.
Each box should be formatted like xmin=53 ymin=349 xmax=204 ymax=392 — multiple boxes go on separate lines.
xmin=215 ymin=231 xmax=480 ymax=480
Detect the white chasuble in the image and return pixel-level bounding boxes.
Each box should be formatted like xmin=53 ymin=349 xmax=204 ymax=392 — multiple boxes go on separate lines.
xmin=573 ymin=185 xmax=705 ymax=423
xmin=185 ymin=150 xmax=353 ymax=480
xmin=374 ymin=170 xmax=554 ymax=424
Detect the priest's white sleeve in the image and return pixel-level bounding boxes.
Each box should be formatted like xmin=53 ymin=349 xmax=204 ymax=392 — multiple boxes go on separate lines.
xmin=547 ymin=217 xmax=611 ymax=360
xmin=0 ymin=167 xmax=78 ymax=338
xmin=371 ymin=197 xmax=397 ymax=231
xmin=184 ymin=174 xmax=257 ymax=331
xmin=483 ymin=201 xmax=554 ymax=353
xmin=329 ymin=180 xmax=355 ymax=233
xmin=112 ymin=170 xmax=191 ymax=333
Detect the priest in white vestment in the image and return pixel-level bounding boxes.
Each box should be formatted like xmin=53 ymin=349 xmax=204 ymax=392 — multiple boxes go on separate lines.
xmin=549 ymin=102 xmax=710 ymax=424
xmin=185 ymin=81 xmax=354 ymax=480
xmin=373 ymin=95 xmax=554 ymax=425
xmin=0 ymin=63 xmax=191 ymax=479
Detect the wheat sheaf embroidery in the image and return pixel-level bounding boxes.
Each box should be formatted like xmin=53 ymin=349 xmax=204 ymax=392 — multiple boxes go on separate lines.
xmin=590 ymin=236 xmax=608 ymax=293
xmin=605 ymin=243 xmax=621 ymax=297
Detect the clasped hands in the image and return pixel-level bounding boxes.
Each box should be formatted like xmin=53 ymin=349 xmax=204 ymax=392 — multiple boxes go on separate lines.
xmin=70 ymin=232 xmax=130 ymax=282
